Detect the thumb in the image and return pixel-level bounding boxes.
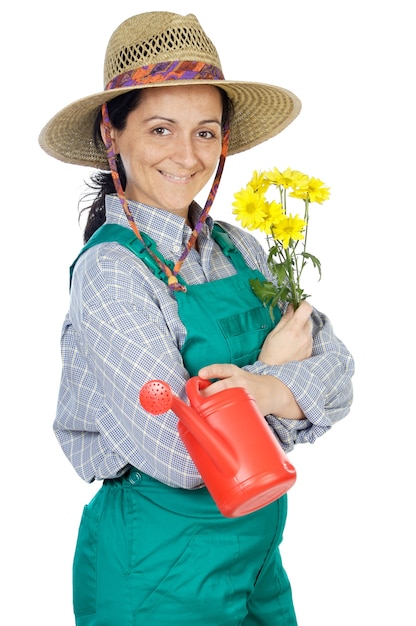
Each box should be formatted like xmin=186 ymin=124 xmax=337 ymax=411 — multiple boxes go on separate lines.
xmin=277 ymin=303 xmax=294 ymax=327
xmin=283 ymin=303 xmax=295 ymax=319
xmin=292 ymin=301 xmax=313 ymax=326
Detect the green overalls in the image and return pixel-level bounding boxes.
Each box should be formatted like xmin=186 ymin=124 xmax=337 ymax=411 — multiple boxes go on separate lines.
xmin=71 ymin=223 xmax=297 ymax=625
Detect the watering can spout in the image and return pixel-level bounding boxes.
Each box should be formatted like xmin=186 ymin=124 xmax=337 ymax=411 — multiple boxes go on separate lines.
xmin=139 ymin=378 xmax=238 ymax=474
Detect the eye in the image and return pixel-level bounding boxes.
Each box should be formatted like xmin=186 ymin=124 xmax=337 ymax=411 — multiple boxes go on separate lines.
xmin=198 ymin=130 xmax=216 ymax=139
xmin=152 ymin=127 xmax=170 ymax=136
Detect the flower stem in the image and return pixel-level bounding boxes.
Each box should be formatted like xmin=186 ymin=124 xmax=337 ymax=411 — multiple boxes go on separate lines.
xmin=299 ymin=198 xmax=310 ymax=278
xmin=284 ymin=246 xmax=299 ymax=309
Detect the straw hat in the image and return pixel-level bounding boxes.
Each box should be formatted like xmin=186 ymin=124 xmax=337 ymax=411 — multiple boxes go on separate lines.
xmin=39 ymin=11 xmax=301 ymax=169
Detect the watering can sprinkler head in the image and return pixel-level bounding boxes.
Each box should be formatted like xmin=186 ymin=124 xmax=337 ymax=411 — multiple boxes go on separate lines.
xmin=139 ymin=380 xmax=174 ymax=414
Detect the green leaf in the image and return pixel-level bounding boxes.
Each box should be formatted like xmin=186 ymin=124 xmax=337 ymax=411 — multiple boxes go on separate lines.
xmin=302 ymin=252 xmax=322 ymax=280
xmin=249 ymin=278 xmax=285 ymax=322
xmin=267 ymin=246 xmax=284 ymax=265
xmin=250 ymin=278 xmax=278 ymax=303
xmin=275 ymin=263 xmax=288 ymax=285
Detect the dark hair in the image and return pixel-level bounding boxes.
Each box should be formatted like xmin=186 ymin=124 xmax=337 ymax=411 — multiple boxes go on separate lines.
xmin=80 ymin=88 xmax=234 ymax=242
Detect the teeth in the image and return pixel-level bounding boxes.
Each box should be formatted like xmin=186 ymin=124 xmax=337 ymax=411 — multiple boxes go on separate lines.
xmin=162 ymin=171 xmax=191 ymax=181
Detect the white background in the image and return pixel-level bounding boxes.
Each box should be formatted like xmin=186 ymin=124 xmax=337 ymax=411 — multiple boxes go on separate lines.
xmin=2 ymin=1 xmax=415 ymax=624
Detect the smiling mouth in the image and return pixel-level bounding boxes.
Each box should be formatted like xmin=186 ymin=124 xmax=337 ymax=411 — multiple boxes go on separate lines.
xmin=160 ymin=170 xmax=195 ymax=182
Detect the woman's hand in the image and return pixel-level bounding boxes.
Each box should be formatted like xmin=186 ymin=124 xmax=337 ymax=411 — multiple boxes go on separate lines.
xmin=198 ymin=365 xmax=304 ymax=420
xmin=197 ymin=302 xmax=314 ymax=420
xmin=258 ymin=301 xmax=313 ymax=365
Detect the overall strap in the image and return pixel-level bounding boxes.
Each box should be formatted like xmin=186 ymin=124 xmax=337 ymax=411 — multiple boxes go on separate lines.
xmin=69 ymin=222 xmax=251 ymax=289
xmin=211 ymin=224 xmax=251 ymax=272
xmin=69 ymin=224 xmax=177 ymax=288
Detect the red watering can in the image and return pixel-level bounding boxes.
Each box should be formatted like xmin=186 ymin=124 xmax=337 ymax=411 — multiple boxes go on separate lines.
xmin=139 ymin=376 xmax=296 ymax=518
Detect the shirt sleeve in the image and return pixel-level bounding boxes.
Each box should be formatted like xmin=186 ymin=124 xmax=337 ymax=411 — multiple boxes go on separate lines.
xmin=246 ymin=307 xmax=355 ymax=451
xmin=56 ymin=244 xmax=204 ymax=488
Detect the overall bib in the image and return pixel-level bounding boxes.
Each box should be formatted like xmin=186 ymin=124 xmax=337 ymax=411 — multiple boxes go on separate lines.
xmin=71 ymin=224 xmax=297 ymax=626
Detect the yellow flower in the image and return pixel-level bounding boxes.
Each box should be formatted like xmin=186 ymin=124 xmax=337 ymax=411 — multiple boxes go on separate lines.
xmin=232 ymin=186 xmax=267 ymax=230
xmin=247 ymin=170 xmax=270 ymax=194
xmin=265 ymin=167 xmax=309 ymax=190
xmin=290 ymin=177 xmax=330 ymax=203
xmin=259 ymin=200 xmax=284 ymax=235
xmin=233 ymin=166 xmax=328 ymax=310
xmin=272 ymin=214 xmax=306 ymax=249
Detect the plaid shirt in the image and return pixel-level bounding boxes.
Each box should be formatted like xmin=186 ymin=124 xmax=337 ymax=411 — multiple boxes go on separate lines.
xmin=54 ymin=195 xmax=354 ymax=487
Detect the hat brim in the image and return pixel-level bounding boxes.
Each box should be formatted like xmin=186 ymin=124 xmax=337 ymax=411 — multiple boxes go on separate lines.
xmin=39 ymin=80 xmax=301 ymax=169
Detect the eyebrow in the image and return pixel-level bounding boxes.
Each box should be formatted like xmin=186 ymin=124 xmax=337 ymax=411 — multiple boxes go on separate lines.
xmin=144 ymin=115 xmax=221 ymax=126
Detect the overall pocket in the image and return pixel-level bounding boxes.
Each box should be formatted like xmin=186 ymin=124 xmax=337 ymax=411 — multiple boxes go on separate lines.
xmin=218 ymin=305 xmax=274 ymax=367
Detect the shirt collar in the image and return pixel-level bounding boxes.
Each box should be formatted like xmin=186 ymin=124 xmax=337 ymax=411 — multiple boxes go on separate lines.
xmin=104 ymin=195 xmax=214 ymax=252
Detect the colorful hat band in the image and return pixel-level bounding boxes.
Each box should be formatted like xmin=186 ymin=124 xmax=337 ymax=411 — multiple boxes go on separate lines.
xmin=106 ymin=60 xmax=224 ymax=90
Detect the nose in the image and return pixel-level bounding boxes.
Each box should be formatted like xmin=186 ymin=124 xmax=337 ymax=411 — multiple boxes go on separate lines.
xmin=171 ymin=135 xmax=199 ymax=168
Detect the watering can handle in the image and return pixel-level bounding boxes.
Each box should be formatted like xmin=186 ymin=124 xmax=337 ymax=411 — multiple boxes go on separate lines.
xmin=186 ymin=376 xmax=211 ymax=394
xmin=175 ymin=377 xmax=238 ymax=476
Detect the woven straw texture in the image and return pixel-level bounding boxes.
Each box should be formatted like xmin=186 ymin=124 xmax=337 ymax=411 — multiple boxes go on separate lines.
xmin=39 ymin=12 xmax=301 ymax=168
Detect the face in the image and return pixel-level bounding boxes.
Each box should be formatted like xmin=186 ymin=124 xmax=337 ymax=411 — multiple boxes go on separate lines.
xmin=108 ymin=85 xmax=223 ymax=220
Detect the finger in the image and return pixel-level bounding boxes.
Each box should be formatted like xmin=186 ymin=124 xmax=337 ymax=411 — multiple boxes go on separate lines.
xmin=198 ymin=363 xmax=237 ymax=381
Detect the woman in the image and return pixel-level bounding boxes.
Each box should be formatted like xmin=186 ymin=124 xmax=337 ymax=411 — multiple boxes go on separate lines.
xmin=39 ymin=11 xmax=354 ymax=625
